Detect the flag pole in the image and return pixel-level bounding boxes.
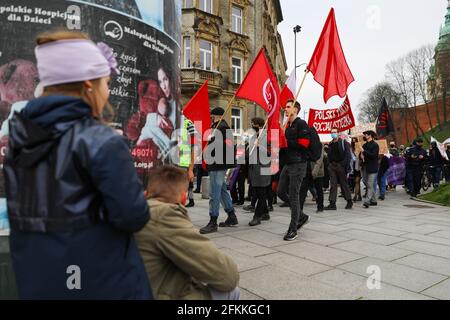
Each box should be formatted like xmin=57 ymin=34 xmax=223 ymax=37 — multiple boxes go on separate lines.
xmin=212 ymin=95 xmax=236 ymax=135
xmin=249 ymin=119 xmax=268 ymax=155
xmin=294 ymin=69 xmax=309 ymax=101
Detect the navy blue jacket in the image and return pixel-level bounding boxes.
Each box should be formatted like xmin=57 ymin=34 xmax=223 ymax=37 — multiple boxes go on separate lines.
xmin=3 ymin=96 xmax=152 ymax=299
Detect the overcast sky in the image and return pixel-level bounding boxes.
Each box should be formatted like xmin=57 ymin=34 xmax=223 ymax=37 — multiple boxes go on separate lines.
xmin=278 ymin=0 xmax=448 ymax=123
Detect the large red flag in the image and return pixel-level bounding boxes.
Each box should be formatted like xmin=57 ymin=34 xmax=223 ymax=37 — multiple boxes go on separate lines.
xmin=280 ymin=69 xmax=296 ymax=109
xmin=235 ymin=48 xmax=284 ymax=144
xmin=182 ymin=81 xmax=211 ymax=151
xmin=308 ymin=8 xmax=354 ymax=103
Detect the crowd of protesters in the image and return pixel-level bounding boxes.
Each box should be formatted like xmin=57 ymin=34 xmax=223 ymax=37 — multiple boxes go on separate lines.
xmin=3 ymin=30 xmax=450 ymax=300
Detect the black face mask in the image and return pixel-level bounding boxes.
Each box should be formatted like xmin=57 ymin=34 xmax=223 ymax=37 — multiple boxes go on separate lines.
xmin=252 ymin=126 xmax=260 ymax=132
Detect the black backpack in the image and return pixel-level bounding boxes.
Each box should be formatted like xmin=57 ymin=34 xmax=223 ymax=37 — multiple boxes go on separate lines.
xmin=307 ymin=126 xmax=322 ymax=162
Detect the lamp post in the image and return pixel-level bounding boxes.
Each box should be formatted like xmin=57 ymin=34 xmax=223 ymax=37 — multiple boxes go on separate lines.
xmin=293 ymin=25 xmax=302 ymax=81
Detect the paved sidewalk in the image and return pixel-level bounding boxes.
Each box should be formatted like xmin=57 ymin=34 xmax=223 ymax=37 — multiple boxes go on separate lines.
xmin=188 ymin=189 xmax=450 ymax=300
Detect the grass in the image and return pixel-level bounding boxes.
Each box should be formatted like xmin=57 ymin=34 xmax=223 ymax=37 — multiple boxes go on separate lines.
xmin=420 ymin=121 xmax=450 ymax=148
xmin=419 ymin=183 xmax=450 ymax=206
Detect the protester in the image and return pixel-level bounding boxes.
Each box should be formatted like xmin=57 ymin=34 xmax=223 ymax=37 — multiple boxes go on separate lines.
xmin=277 ymin=99 xmax=310 ymax=241
xmin=194 ymin=162 xmax=207 ymax=193
xmin=299 ymin=144 xmax=325 ymax=214
xmin=445 ymin=144 xmax=450 ymax=182
xmin=377 ymin=153 xmax=390 ymax=200
xmin=405 ymin=138 xmax=428 ymax=198
xmin=387 ymin=150 xmax=406 ymax=189
xmin=428 ymin=141 xmax=445 ymax=189
xmin=322 ymin=143 xmax=330 ymax=191
xmin=178 ymin=118 xmax=197 ymax=208
xmin=3 ymin=31 xmax=152 ymax=299
xmin=361 ymin=130 xmax=380 ymax=208
xmin=324 ymin=127 xmax=353 ymax=210
xmin=200 ymin=107 xmax=237 ymax=234
xmin=247 ymin=117 xmax=271 ymax=226
xmin=350 ymin=139 xmax=362 ymax=201
xmin=135 ymin=166 xmax=240 ymax=300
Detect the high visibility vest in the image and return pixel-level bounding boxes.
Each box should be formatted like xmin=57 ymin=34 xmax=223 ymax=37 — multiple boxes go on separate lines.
xmin=178 ymin=119 xmax=192 ymax=168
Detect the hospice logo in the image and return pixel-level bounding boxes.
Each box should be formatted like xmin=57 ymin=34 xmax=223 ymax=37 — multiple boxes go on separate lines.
xmin=104 ymin=20 xmax=123 ymax=40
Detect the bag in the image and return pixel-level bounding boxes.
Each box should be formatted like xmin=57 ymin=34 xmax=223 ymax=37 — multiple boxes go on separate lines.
xmin=307 ymin=126 xmax=322 ymax=162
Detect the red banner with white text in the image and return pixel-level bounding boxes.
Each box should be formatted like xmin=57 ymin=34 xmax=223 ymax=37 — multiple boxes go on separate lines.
xmin=308 ymin=96 xmax=355 ymax=134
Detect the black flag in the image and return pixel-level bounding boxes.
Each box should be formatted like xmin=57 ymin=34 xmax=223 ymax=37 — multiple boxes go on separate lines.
xmin=376 ymin=98 xmax=394 ymax=139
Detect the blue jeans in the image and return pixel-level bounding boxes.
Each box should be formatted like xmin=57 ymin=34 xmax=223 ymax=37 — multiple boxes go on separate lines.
xmin=377 ymin=172 xmax=387 ymax=197
xmin=209 ymin=170 xmax=234 ymax=217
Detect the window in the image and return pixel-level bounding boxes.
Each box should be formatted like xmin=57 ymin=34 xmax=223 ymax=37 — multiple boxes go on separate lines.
xmin=231 ymin=57 xmax=242 ymax=84
xmin=199 ymin=0 xmax=212 ymax=13
xmin=231 ymin=108 xmax=242 ymax=136
xmin=231 ymin=6 xmax=243 ymax=34
xmin=183 ymin=0 xmax=193 ymax=8
xmin=199 ymin=39 xmax=212 ymax=71
xmin=183 ymin=37 xmax=191 ymax=67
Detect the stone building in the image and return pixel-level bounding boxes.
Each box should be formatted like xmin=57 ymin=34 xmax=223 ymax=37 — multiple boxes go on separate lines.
xmin=180 ymin=0 xmax=287 ymax=139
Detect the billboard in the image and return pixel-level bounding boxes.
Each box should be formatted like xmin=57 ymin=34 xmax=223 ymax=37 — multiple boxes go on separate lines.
xmin=0 ymin=0 xmax=182 ymax=234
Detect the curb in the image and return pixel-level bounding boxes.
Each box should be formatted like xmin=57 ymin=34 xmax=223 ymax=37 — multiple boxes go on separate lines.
xmin=412 ymin=197 xmax=450 ymax=208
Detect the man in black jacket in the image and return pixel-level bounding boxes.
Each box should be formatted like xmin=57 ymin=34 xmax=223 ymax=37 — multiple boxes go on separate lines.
xmin=405 ymin=138 xmax=428 ymax=198
xmin=428 ymin=141 xmax=445 ymax=189
xmin=277 ymin=100 xmax=310 ymax=241
xmin=324 ymin=127 xmax=353 ymax=210
xmin=200 ymin=107 xmax=238 ymax=234
xmin=362 ymin=130 xmax=380 ymax=208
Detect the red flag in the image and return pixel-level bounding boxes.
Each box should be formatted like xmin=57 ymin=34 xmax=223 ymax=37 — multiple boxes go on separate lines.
xmin=182 ymin=81 xmax=211 ymax=151
xmin=308 ymin=8 xmax=354 ymax=103
xmin=280 ymin=69 xmax=296 ymax=109
xmin=235 ymin=48 xmax=283 ymax=143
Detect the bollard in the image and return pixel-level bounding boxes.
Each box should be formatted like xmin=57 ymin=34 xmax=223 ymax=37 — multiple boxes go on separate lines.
xmin=201 ymin=176 xmax=209 ymax=199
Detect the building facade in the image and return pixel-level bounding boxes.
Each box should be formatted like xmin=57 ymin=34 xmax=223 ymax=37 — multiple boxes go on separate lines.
xmin=180 ymin=0 xmax=287 ymax=139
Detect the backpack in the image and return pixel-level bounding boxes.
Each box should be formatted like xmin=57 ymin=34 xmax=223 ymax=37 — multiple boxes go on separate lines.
xmin=307 ymin=126 xmax=322 ymax=162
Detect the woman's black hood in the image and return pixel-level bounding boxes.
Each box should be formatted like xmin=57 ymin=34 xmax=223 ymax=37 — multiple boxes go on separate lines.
xmin=7 ymin=95 xmax=92 ymax=167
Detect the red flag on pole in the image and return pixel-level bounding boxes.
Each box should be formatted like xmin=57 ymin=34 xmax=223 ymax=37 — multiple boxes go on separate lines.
xmin=182 ymin=81 xmax=211 ymax=151
xmin=307 ymin=8 xmax=354 ymax=103
xmin=280 ymin=69 xmax=296 ymax=109
xmin=235 ymin=48 xmax=284 ymax=144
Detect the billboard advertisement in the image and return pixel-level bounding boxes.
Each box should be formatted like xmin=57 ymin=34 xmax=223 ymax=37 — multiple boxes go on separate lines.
xmin=0 ymin=0 xmax=182 ymax=234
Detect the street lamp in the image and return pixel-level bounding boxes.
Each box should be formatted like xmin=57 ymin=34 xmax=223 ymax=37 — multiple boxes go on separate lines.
xmin=293 ymin=25 xmax=302 ymax=81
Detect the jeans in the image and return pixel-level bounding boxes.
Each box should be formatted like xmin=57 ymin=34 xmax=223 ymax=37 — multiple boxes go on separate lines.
xmin=209 ymin=170 xmax=234 ymax=217
xmin=377 ymin=172 xmax=387 ymax=197
xmin=364 ymin=173 xmax=377 ymax=204
xmin=277 ymin=162 xmax=307 ymax=231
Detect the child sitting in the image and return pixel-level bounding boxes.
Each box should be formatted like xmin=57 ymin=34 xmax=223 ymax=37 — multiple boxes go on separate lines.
xmin=135 ymin=165 xmax=240 ymax=300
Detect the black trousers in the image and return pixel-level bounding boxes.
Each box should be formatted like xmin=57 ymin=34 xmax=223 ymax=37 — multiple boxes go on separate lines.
xmin=231 ymin=170 xmax=246 ymax=202
xmin=253 ymin=186 xmax=269 ymax=218
xmin=299 ymin=172 xmax=324 ymax=212
xmin=194 ymin=164 xmax=206 ymax=191
xmin=328 ymin=162 xmax=352 ymax=203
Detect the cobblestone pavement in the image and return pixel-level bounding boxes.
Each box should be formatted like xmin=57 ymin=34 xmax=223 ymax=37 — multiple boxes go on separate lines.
xmin=188 ymin=189 xmax=450 ymax=300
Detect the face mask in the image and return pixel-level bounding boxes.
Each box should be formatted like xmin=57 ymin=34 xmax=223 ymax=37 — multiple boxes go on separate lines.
xmin=363 ymin=137 xmax=368 ymax=142
xmin=331 ymin=133 xmax=338 ymax=139
xmin=252 ymin=126 xmax=260 ymax=132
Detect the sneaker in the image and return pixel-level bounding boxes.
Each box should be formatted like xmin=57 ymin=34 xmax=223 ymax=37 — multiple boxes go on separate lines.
xmin=369 ymin=201 xmax=378 ymax=206
xmin=345 ymin=200 xmax=353 ymax=210
xmin=261 ymin=213 xmax=271 ymax=221
xmin=219 ymin=214 xmax=238 ymax=227
xmin=268 ymin=205 xmax=274 ymax=212
xmin=378 ymin=196 xmax=385 ymax=201
xmin=200 ymin=220 xmax=218 ymax=234
xmin=193 ymin=189 xmax=201 ymax=194
xmin=283 ymin=229 xmax=298 ymax=241
xmin=185 ymin=200 xmax=195 ymax=208
xmin=297 ymin=215 xmax=310 ymax=230
xmin=236 ymin=201 xmax=245 ymax=206
xmin=248 ymin=216 xmax=261 ymax=226
xmin=316 ymin=207 xmax=324 ymax=213
xmin=324 ymin=203 xmax=337 ymax=210
xmin=243 ymin=205 xmax=255 ymax=212
xmin=363 ymin=202 xmax=370 ymax=209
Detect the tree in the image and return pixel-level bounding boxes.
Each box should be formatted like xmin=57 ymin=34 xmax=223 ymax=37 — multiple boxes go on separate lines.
xmin=357 ymin=82 xmax=401 ymax=123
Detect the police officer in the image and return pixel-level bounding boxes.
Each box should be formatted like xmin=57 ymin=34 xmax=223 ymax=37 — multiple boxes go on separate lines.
xmin=405 ymin=138 xmax=428 ymax=198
